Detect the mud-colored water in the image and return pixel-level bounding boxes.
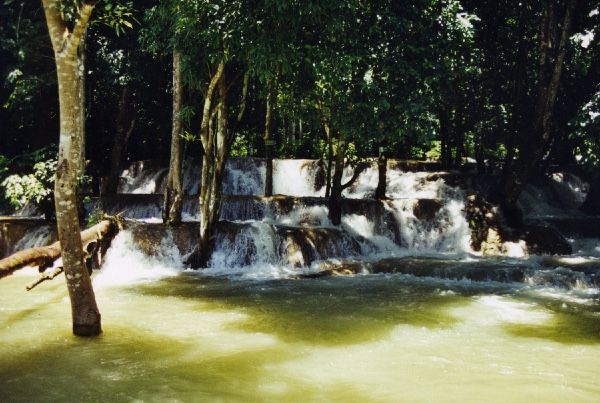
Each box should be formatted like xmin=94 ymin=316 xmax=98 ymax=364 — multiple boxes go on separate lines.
xmin=2 ymin=263 xmax=599 ymax=402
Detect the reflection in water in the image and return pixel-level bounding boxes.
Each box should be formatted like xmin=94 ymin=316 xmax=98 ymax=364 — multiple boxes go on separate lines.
xmin=1 ymin=269 xmax=600 ymax=402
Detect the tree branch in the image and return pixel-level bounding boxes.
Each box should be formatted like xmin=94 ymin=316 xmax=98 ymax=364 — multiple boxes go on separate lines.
xmin=341 ymin=162 xmax=368 ymax=192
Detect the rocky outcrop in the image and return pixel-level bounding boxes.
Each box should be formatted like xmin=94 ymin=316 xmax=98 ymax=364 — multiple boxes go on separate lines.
xmin=278 ymin=227 xmax=361 ymax=267
xmin=465 ymin=194 xmax=572 ymax=256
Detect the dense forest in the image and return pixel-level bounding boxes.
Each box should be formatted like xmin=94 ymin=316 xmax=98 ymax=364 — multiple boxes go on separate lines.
xmin=1 ymin=1 xmax=598 ymax=185
xmin=0 ymin=1 xmax=599 ymax=333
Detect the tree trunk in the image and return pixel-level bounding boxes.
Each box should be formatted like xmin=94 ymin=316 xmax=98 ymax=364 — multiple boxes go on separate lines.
xmin=499 ymin=0 xmax=576 ymax=208
xmin=186 ymin=64 xmax=249 ymax=268
xmin=439 ymin=108 xmax=451 ymax=166
xmin=327 ymin=131 xmax=367 ymax=225
xmin=43 ymin=0 xmax=101 ymax=336
xmin=375 ymin=152 xmax=387 ymax=200
xmin=0 ymin=220 xmax=117 ymax=279
xmin=187 ymin=63 xmax=224 ymax=268
xmin=317 ymin=100 xmax=334 ymax=198
xmin=504 ymin=8 xmax=528 ymax=170
xmin=264 ymin=78 xmax=275 ymax=197
xmin=196 ymin=73 xmax=230 ymax=267
xmin=328 ymin=130 xmax=346 ymax=225
xmin=163 ymin=52 xmax=184 ymax=225
xmin=105 ymin=85 xmax=136 ymax=194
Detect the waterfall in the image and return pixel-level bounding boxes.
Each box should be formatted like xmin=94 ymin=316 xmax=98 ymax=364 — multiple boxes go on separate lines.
xmin=93 ymin=230 xmax=183 ymax=288
xmin=222 ymin=158 xmax=265 ymax=195
xmin=273 ymin=159 xmax=326 ymax=197
xmin=4 ymin=157 xmax=600 ymax=287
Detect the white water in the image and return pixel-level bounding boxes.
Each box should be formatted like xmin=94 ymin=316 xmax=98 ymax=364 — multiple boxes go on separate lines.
xmin=93 ymin=231 xmax=183 ymax=288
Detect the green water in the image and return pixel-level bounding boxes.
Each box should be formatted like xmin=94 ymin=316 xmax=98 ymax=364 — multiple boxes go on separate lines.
xmin=1 ymin=270 xmax=600 ymax=402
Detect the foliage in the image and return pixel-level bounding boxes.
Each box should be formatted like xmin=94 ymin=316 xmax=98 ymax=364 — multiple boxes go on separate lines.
xmin=86 ymin=197 xmax=105 ymax=228
xmin=2 ymin=158 xmax=56 ymax=211
xmin=0 ymin=144 xmax=91 ymax=219
xmin=570 ymin=86 xmax=600 ymax=173
xmin=1 ymin=0 xmax=600 ymax=190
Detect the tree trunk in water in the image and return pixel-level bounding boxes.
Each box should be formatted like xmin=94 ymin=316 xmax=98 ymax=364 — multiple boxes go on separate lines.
xmin=43 ymin=0 xmax=101 ymax=336
xmin=317 ymin=100 xmax=334 ymax=198
xmin=185 ymin=63 xmax=224 ymax=268
xmin=264 ymin=79 xmax=274 ymax=197
xmin=197 ymin=74 xmax=230 ymax=267
xmin=375 ymin=153 xmax=387 ymax=200
xmin=105 ymin=85 xmax=136 ymax=194
xmin=499 ymin=0 xmax=576 ymax=208
xmin=186 ymin=64 xmax=248 ymax=268
xmin=328 ymin=130 xmax=346 ymax=225
xmin=163 ymin=52 xmax=184 ymax=225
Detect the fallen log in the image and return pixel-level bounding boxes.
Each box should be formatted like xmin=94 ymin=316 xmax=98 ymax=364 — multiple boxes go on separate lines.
xmin=0 ymin=219 xmax=117 ymax=280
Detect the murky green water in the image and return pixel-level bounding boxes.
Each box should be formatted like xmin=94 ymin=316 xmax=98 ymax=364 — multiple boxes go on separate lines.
xmin=2 ymin=269 xmax=600 ymax=402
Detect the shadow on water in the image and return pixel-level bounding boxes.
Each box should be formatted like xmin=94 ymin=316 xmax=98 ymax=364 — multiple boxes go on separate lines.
xmin=0 ymin=323 xmax=385 ymax=403
xmin=504 ymin=293 xmax=600 ymax=345
xmin=138 ymin=272 xmax=600 ymax=347
xmin=136 ymin=274 xmax=472 ymax=346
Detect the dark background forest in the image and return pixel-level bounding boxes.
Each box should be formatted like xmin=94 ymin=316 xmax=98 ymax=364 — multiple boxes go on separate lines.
xmin=0 ymin=0 xmax=599 ymax=200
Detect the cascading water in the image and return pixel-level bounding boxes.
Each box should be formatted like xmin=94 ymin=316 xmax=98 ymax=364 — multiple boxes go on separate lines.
xmin=2 ymin=159 xmax=600 ymax=402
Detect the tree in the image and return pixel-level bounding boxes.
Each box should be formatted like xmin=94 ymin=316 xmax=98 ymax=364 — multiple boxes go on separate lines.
xmin=498 ymin=0 xmax=578 ymax=211
xmin=42 ymin=0 xmax=101 ymax=336
xmin=162 ymin=51 xmax=184 ymax=225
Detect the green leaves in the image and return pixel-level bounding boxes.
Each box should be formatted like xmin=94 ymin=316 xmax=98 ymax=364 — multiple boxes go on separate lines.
xmin=1 ymin=159 xmax=56 ymax=209
xmin=92 ymin=1 xmax=138 ymax=37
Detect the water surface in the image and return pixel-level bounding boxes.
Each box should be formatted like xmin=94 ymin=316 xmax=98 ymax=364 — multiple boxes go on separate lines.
xmin=2 ymin=268 xmax=599 ymax=402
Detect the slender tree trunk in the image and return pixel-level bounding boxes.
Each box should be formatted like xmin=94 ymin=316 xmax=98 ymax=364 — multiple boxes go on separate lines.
xmin=375 ymin=151 xmax=387 ymax=200
xmin=105 ymin=85 xmax=136 ymax=194
xmin=186 ymin=65 xmax=249 ymax=268
xmin=504 ymin=9 xmax=528 ymax=170
xmin=163 ymin=52 xmax=184 ymax=225
xmin=43 ymin=0 xmax=101 ymax=336
xmin=317 ymin=100 xmax=333 ymax=198
xmin=328 ymin=130 xmax=346 ymax=225
xmin=454 ymin=98 xmax=465 ymax=167
xmin=264 ymin=78 xmax=275 ymax=197
xmin=196 ymin=73 xmax=230 ymax=267
xmin=327 ymin=131 xmax=367 ymax=225
xmin=439 ymin=108 xmax=451 ymax=166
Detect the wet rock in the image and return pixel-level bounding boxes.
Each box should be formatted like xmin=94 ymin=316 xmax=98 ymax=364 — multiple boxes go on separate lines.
xmin=535 ymin=217 xmax=600 ymax=238
xmin=127 ymin=221 xmax=198 ymax=256
xmin=500 ymin=202 xmax=524 ymax=228
xmin=343 ymin=199 xmax=402 ymax=244
xmin=516 ymin=226 xmax=572 ymax=255
xmin=465 ymin=194 xmax=571 ymax=256
xmin=413 ymin=199 xmax=442 ymax=221
xmin=464 ymin=194 xmax=503 ymax=254
xmin=387 ymin=160 xmax=443 ymax=172
xmin=370 ymin=257 xmax=528 ymax=283
xmin=295 ymin=259 xmax=366 ymax=278
xmin=277 ymin=227 xmax=361 ymax=267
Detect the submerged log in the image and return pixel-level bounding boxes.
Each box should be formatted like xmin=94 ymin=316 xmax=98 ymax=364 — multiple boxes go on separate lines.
xmin=0 ymin=220 xmax=117 ymax=280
